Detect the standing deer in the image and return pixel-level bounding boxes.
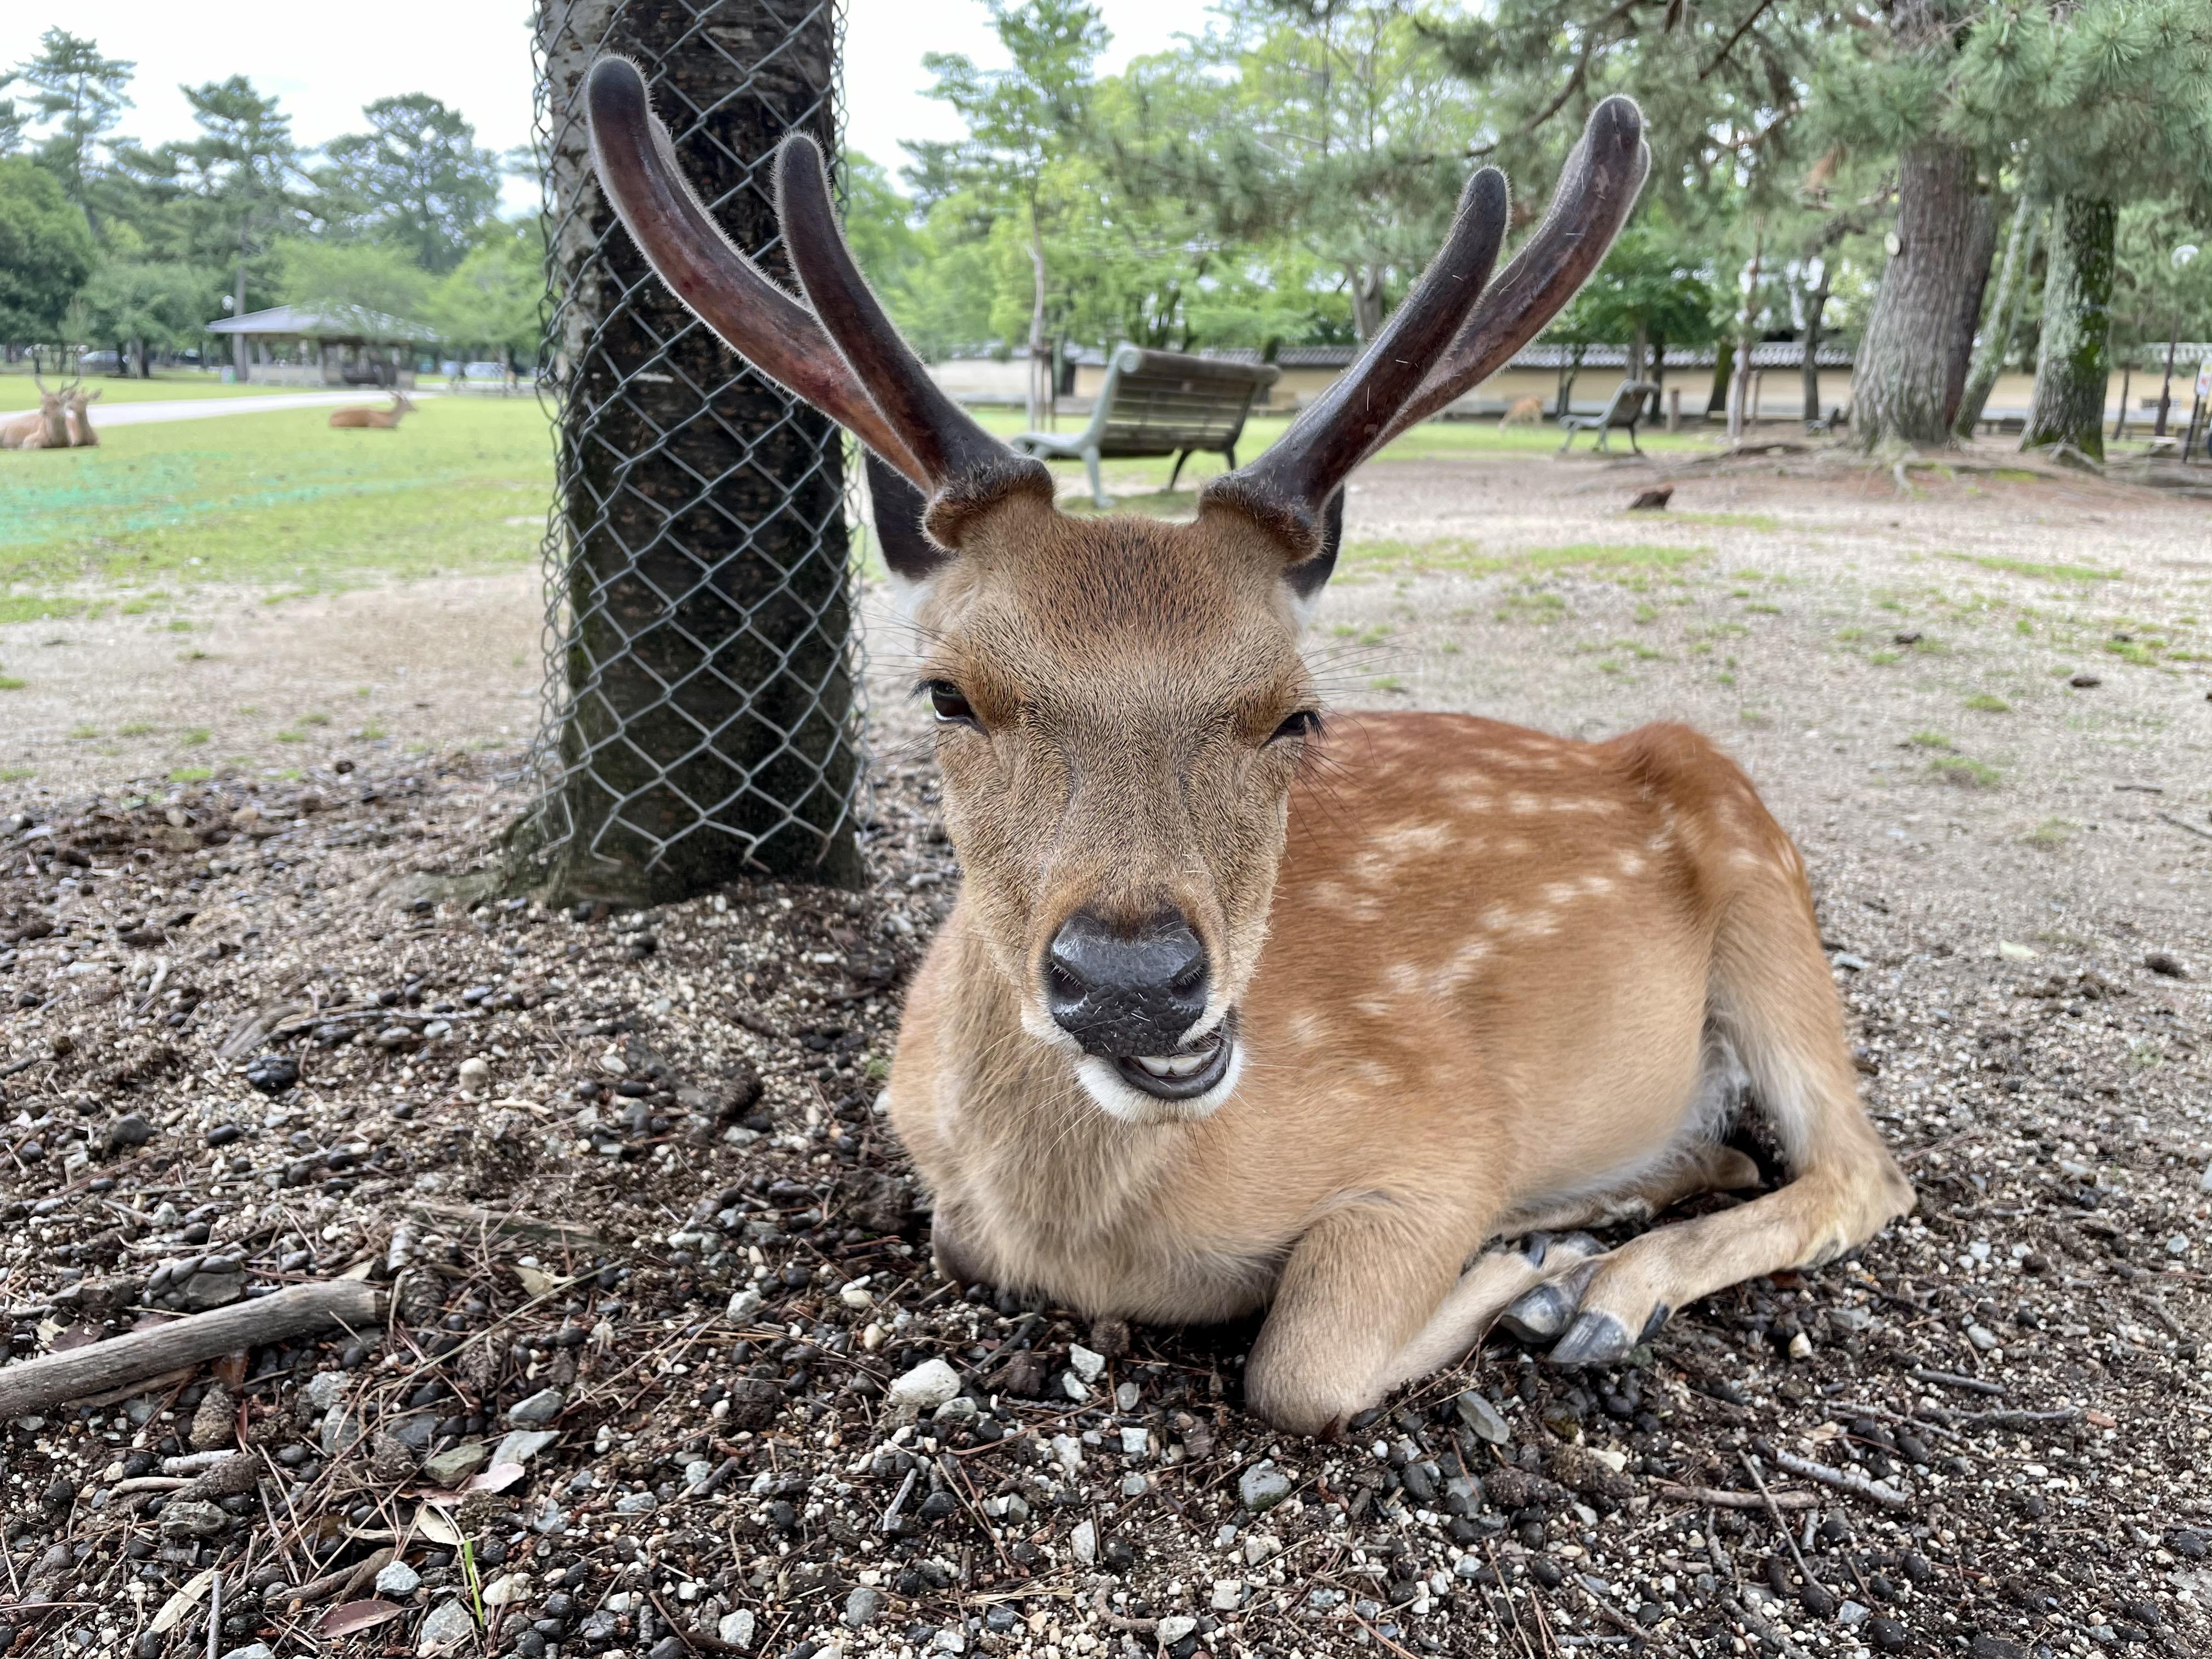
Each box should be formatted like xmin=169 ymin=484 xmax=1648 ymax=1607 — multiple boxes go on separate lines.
xmin=65 ymin=384 xmax=101 ymax=447
xmin=328 ymin=392 xmax=417 ymax=430
xmin=0 ymin=376 xmax=72 ymax=451
xmin=590 ymin=60 xmax=1913 ymax=1434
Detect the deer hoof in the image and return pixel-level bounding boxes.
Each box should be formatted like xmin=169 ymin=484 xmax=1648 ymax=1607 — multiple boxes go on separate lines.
xmin=1499 ymin=1282 xmax=1579 ymax=1344
xmin=1547 ymin=1310 xmax=1634 ymax=1367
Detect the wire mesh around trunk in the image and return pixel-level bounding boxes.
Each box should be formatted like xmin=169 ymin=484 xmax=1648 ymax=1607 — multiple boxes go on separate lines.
xmin=518 ymin=0 xmax=865 ymax=904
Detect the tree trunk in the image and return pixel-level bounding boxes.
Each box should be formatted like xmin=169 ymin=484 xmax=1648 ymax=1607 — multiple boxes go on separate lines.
xmin=2023 ymin=195 xmax=2118 ymax=459
xmin=1954 ymin=196 xmax=2038 ymax=438
xmin=1349 ymin=264 xmax=1385 ymax=343
xmin=233 ymin=222 xmax=250 ymax=379
xmin=522 ymin=0 xmax=860 ymax=903
xmin=1853 ymin=139 xmax=1996 ymax=447
xmin=1728 ymin=231 xmax=1763 ymax=444
xmin=2155 ymin=317 xmax=2179 ymax=437
xmin=1801 ymin=269 xmax=1830 ymax=429
xmin=1707 ymin=338 xmax=1733 ymax=416
xmin=1027 ymin=211 xmax=1047 ymax=430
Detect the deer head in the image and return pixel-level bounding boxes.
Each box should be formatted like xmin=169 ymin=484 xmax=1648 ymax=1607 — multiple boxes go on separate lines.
xmin=587 ymin=58 xmax=1647 ymax=1121
xmin=29 ymin=374 xmax=71 ymax=448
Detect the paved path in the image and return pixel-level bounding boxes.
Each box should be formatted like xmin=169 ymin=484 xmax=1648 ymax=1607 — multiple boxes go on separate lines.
xmin=88 ymin=390 xmax=457 ymax=427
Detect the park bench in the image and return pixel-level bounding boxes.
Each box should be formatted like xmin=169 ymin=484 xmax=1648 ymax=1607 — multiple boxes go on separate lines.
xmin=1558 ymin=378 xmax=1661 ymax=454
xmin=1011 ymin=345 xmax=1280 ymax=506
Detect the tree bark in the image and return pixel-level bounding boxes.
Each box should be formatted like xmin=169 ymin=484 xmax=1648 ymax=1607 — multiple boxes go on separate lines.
xmin=524 ymin=0 xmax=860 ymax=902
xmin=1801 ymin=267 xmax=1831 ymax=430
xmin=1854 ymin=139 xmax=1995 ymax=447
xmin=1027 ymin=210 xmax=1048 ymax=430
xmin=1954 ymin=196 xmax=2039 ymax=438
xmin=1728 ymin=230 xmax=1763 ymax=444
xmin=2023 ymin=195 xmax=2118 ymax=459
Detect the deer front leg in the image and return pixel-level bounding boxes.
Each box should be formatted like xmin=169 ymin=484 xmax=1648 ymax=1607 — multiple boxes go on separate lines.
xmin=1244 ymin=1203 xmax=1486 ymax=1436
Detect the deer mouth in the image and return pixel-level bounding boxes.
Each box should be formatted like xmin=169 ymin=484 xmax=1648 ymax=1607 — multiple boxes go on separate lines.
xmin=1112 ymin=1015 xmax=1237 ymax=1102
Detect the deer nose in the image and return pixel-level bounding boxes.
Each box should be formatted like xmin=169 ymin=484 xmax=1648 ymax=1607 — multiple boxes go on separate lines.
xmin=1043 ymin=909 xmax=1210 ymax=1057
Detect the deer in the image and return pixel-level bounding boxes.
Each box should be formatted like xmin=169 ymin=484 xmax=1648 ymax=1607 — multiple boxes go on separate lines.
xmin=1499 ymin=394 xmax=1545 ymax=426
xmin=0 ymin=376 xmax=73 ymax=451
xmin=328 ymin=392 xmax=417 ymax=430
xmin=65 ymin=383 xmax=101 ymax=447
xmin=588 ymin=59 xmax=1915 ymax=1435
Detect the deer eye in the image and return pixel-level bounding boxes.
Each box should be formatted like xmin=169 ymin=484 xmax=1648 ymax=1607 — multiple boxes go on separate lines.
xmin=924 ymin=680 xmax=979 ymax=729
xmin=1269 ymin=709 xmax=1322 ymax=744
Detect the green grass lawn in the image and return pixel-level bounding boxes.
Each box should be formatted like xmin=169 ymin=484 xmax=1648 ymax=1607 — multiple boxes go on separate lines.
xmin=0 ymin=369 xmax=307 ymax=409
xmin=0 ymin=399 xmax=550 ymax=602
xmin=0 ymin=394 xmax=1718 ymax=617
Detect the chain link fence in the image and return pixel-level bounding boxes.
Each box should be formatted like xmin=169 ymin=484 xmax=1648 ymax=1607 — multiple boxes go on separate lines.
xmin=518 ymin=0 xmax=867 ymax=904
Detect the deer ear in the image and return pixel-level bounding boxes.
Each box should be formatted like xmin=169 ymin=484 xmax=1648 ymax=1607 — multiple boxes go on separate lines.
xmin=865 ymin=450 xmax=951 ymax=588
xmin=1282 ymin=488 xmax=1344 ymax=629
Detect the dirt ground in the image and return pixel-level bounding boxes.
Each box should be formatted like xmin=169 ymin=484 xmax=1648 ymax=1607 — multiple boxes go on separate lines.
xmin=3 ymin=444 xmax=2209 ymax=1659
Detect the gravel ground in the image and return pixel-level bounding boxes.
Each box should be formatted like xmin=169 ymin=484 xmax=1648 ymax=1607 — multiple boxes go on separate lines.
xmin=2 ymin=447 xmax=2209 ymax=1659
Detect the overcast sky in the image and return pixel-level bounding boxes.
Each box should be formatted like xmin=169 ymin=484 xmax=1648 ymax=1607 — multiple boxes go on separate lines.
xmin=0 ymin=0 xmax=1200 ymax=213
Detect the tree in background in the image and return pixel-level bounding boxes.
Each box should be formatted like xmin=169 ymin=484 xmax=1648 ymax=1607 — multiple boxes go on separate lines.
xmin=0 ymin=76 xmax=30 ymax=157
xmin=272 ymin=235 xmax=433 ymax=322
xmin=77 ymin=259 xmax=216 ymax=375
xmin=428 ymin=217 xmax=544 ymax=369
xmin=0 ymin=156 xmax=97 ymax=358
xmin=1950 ymin=0 xmax=2212 ymax=457
xmin=918 ymin=0 xmax=1108 ymax=425
xmin=319 ymin=95 xmax=505 ymax=273
xmin=1547 ymin=223 xmax=1720 ymax=415
xmin=12 ymin=30 xmax=134 ymax=221
xmin=2115 ymin=201 xmax=2212 ymax=436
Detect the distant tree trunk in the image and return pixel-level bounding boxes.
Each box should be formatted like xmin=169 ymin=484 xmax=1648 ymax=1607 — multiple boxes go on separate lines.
xmin=1727 ymin=230 xmax=1764 ymax=443
xmin=1801 ymin=267 xmax=1831 ymax=429
xmin=522 ymin=0 xmax=859 ymax=902
xmin=1707 ymin=338 xmax=1734 ymax=416
xmin=1954 ymin=196 xmax=2039 ymax=438
xmin=1855 ymin=139 xmax=1996 ymax=447
xmin=1026 ymin=210 xmax=1047 ymax=430
xmin=233 ymin=222 xmax=250 ymax=379
xmin=1348 ymin=264 xmax=1385 ymax=343
xmin=2154 ymin=316 xmax=2179 ymax=437
xmin=2023 ymin=195 xmax=2118 ymax=459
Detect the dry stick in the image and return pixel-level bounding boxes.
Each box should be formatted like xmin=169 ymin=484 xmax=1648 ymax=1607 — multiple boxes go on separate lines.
xmin=645 ymin=1587 xmax=746 ymax=1655
xmin=0 ymin=1280 xmax=386 ymax=1418
xmin=1909 ymin=1367 xmax=2005 ymax=1398
xmin=1770 ymin=1451 xmax=1914 ymax=1510
xmin=2154 ymin=811 xmax=2212 ymax=845
xmin=1740 ymin=1453 xmax=1824 ymax=1599
xmin=1656 ymin=1481 xmax=1816 ymax=1511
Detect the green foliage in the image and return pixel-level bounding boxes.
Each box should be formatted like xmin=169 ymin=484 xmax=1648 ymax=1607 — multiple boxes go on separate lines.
xmin=274 ymin=235 xmax=432 ymax=322
xmin=76 ymin=259 xmax=217 ymax=352
xmin=428 ymin=219 xmax=543 ymax=359
xmin=0 ymin=156 xmax=97 ymax=343
xmin=1550 ymin=224 xmax=1722 ymax=354
xmin=12 ymin=29 xmax=133 ymax=210
xmin=318 ymin=95 xmax=504 ymax=273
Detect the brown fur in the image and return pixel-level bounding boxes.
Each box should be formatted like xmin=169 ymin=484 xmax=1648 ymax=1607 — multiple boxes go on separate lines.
xmin=328 ymin=392 xmax=416 ymax=430
xmin=885 ymin=506 xmax=1913 ymax=1435
xmin=1 ymin=385 xmax=70 ymax=451
xmin=1499 ymin=394 xmax=1545 ymax=426
xmin=64 ymin=385 xmax=100 ymax=446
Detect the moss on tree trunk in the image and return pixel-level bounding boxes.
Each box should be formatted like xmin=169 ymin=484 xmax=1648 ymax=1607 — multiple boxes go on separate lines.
xmin=2022 ymin=195 xmax=2117 ymax=460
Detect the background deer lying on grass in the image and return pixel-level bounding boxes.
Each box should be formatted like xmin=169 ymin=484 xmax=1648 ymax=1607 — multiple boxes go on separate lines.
xmin=64 ymin=384 xmax=100 ymax=447
xmin=0 ymin=376 xmax=74 ymax=451
xmin=590 ymin=59 xmax=1915 ymax=1434
xmin=328 ymin=392 xmax=416 ymax=430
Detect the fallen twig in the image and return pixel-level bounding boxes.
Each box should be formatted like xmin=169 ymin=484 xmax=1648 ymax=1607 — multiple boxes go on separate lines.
xmin=1769 ymin=1451 xmax=1912 ymax=1509
xmin=1655 ymin=1482 xmax=1816 ymax=1511
xmin=0 ymin=1280 xmax=387 ymax=1419
xmin=402 ymin=1199 xmax=614 ymax=1255
xmin=2154 ymin=811 xmax=2212 ymax=845
xmin=1909 ymin=1368 xmax=2004 ymax=1397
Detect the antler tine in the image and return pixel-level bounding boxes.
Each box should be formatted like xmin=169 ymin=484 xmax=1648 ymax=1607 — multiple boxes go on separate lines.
xmin=584 ymin=56 xmax=927 ymax=486
xmin=1379 ymin=97 xmax=1651 ymax=449
xmin=772 ymin=136 xmax=1018 ymax=492
xmin=1209 ymin=166 xmax=1510 ymax=552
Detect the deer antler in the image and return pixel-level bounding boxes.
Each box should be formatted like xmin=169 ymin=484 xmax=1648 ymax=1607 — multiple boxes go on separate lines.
xmin=774 ymin=136 xmax=1047 ymax=531
xmin=1380 ymin=97 xmax=1651 ymax=448
xmin=584 ymin=56 xmax=929 ymax=486
xmin=1205 ymin=165 xmax=1510 ymax=556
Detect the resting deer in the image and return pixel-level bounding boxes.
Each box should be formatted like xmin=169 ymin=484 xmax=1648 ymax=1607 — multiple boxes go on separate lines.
xmin=590 ymin=60 xmax=1914 ymax=1434
xmin=328 ymin=392 xmax=416 ymax=430
xmin=0 ymin=376 xmax=72 ymax=452
xmin=65 ymin=384 xmax=101 ymax=447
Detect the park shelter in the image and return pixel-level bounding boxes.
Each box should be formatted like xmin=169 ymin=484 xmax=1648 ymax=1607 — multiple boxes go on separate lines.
xmin=203 ymin=304 xmax=439 ymax=388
